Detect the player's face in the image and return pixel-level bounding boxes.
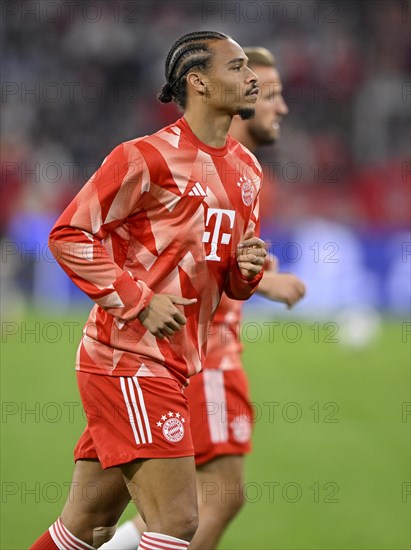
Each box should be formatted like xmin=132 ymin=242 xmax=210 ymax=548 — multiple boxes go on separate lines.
xmin=204 ymin=39 xmax=259 ymax=119
xmin=246 ymin=65 xmax=289 ymax=144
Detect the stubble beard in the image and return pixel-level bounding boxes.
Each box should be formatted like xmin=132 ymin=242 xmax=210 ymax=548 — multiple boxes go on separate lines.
xmin=248 ymin=123 xmax=278 ymax=146
xmin=237 ymin=107 xmax=256 ymax=120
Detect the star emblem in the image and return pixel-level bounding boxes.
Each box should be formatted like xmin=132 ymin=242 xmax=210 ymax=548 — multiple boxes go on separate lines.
xmin=161 ymin=415 xmax=167 ymax=421
xmin=168 ymin=411 xmax=174 ymax=417
xmin=157 ymin=421 xmax=162 ymax=427
xmin=181 ymin=418 xmax=185 ymax=423
xmin=175 ymin=412 xmax=180 ymax=418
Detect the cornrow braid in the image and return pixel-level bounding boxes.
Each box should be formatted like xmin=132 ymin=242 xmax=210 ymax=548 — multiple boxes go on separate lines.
xmin=159 ymin=30 xmax=229 ymax=108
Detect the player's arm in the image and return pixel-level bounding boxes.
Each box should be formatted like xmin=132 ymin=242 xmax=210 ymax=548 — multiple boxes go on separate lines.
xmin=257 ymin=256 xmax=306 ymax=308
xmin=224 ymin=230 xmax=266 ymax=300
xmin=48 ymin=143 xmax=154 ymax=322
xmin=224 ymin=178 xmax=266 ymax=300
xmin=49 ymin=143 xmax=197 ymax=336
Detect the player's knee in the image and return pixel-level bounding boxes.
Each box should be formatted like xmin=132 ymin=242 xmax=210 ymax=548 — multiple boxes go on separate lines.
xmin=176 ymin=512 xmax=198 ymax=541
xmin=92 ymin=525 xmax=117 ymax=547
xmin=171 ymin=508 xmax=199 ymax=541
xmin=153 ymin=508 xmax=198 ymax=541
xmin=184 ymin=508 xmax=199 ymax=540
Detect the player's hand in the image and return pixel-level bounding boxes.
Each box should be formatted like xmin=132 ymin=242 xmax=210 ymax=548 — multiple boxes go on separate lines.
xmin=257 ymin=271 xmax=306 ymax=308
xmin=138 ymin=294 xmax=197 ymax=339
xmin=236 ymin=231 xmax=267 ymax=279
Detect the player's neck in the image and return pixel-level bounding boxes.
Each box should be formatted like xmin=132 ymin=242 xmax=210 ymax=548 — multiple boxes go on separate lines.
xmin=229 ymin=119 xmax=257 ymax=153
xmin=230 ymin=129 xmax=257 ymax=153
xmin=183 ymin=109 xmax=232 ymax=149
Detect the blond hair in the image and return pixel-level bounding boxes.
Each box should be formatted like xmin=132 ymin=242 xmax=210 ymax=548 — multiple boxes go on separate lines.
xmin=243 ymin=47 xmax=276 ymax=68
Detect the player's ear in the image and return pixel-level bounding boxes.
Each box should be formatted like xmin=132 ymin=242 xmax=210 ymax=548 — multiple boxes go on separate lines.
xmin=186 ymin=72 xmax=206 ymax=95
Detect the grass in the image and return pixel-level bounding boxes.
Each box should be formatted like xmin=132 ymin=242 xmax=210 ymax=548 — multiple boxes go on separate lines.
xmin=1 ymin=312 xmax=410 ymax=549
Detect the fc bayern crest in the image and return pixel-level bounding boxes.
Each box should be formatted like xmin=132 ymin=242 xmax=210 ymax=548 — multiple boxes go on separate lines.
xmin=237 ymin=176 xmax=255 ymax=206
xmin=157 ymin=411 xmax=185 ymax=443
xmin=230 ymin=415 xmax=251 ymax=443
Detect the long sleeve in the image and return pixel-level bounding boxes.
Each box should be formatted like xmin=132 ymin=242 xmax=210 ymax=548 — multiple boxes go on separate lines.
xmin=224 ymin=257 xmax=263 ymax=300
xmin=224 ymin=181 xmax=263 ymax=300
xmin=48 ymin=142 xmax=153 ymax=321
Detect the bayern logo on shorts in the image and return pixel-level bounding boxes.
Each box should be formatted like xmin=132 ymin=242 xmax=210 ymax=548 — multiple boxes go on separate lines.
xmin=162 ymin=418 xmax=184 ymax=442
xmin=230 ymin=415 xmax=251 ymax=443
xmin=157 ymin=411 xmax=185 ymax=443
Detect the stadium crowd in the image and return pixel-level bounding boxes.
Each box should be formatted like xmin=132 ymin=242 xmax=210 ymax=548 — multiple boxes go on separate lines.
xmin=2 ymin=0 xmax=410 ymax=313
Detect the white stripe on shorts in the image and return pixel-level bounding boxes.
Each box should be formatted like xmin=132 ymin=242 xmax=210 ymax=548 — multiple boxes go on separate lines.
xmin=133 ymin=376 xmax=153 ymax=443
xmin=203 ymin=369 xmax=228 ymax=444
xmin=126 ymin=377 xmax=147 ymax=444
xmin=120 ymin=376 xmax=141 ymax=445
xmin=119 ymin=376 xmax=153 ymax=446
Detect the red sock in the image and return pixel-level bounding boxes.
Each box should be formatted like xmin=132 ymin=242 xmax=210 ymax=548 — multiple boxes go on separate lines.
xmin=138 ymin=532 xmax=189 ymax=550
xmin=30 ymin=530 xmax=58 ymax=550
xmin=30 ymin=518 xmax=95 ymax=549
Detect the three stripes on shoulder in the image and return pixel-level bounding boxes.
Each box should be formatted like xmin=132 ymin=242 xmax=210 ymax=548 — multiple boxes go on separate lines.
xmin=188 ymin=182 xmax=207 ymax=197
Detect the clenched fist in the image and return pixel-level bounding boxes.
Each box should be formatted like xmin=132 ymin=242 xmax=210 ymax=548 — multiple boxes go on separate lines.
xmin=237 ymin=231 xmax=267 ymax=279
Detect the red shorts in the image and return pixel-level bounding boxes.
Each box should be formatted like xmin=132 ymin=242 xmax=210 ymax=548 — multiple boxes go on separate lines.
xmin=185 ymin=369 xmax=253 ymax=466
xmin=74 ymin=372 xmax=194 ymax=469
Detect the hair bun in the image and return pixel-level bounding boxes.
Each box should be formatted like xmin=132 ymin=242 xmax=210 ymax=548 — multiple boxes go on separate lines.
xmin=158 ymin=83 xmax=174 ymax=103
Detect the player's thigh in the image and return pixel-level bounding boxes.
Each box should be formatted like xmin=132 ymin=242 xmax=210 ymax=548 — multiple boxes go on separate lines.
xmin=121 ymin=456 xmax=198 ymax=535
xmin=61 ymin=459 xmax=131 ymax=531
xmin=196 ymin=454 xmax=245 ymax=510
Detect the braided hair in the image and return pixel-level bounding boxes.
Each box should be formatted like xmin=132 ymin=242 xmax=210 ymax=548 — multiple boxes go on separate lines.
xmin=159 ymin=31 xmax=229 ymax=108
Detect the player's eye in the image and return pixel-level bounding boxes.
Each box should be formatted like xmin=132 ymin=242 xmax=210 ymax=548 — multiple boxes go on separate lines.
xmin=232 ymin=65 xmax=241 ymax=71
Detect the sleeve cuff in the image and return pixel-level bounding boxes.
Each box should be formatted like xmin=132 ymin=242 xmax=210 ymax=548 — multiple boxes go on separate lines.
xmin=232 ymin=258 xmax=264 ymax=285
xmin=112 ymin=271 xmax=154 ymax=320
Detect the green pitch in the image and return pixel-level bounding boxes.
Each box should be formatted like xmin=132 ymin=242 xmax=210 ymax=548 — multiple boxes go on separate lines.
xmin=1 ymin=312 xmax=410 ymax=549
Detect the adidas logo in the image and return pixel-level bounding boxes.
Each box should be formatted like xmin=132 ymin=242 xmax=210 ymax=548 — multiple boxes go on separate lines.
xmin=188 ymin=181 xmax=207 ymax=197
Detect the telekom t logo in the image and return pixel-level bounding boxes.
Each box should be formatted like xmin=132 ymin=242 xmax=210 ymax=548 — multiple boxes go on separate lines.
xmin=202 ymin=208 xmax=236 ymax=261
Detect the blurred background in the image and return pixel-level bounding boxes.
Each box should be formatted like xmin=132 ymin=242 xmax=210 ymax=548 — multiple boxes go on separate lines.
xmin=1 ymin=1 xmax=410 ymax=548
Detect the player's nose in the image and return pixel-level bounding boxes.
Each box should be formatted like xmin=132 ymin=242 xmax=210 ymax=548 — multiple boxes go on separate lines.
xmin=245 ymin=66 xmax=258 ymax=84
xmin=276 ymin=95 xmax=289 ymax=115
